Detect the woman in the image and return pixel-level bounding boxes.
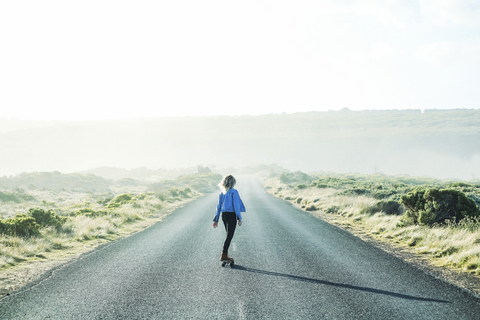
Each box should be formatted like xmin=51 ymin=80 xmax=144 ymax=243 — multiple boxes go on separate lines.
xmin=213 ymin=174 xmax=245 ymax=262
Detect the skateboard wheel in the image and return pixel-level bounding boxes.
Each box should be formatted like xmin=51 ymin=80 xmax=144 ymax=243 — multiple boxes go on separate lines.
xmin=230 ymin=261 xmax=234 ymax=267
xmin=222 ymin=262 xmax=226 ymax=267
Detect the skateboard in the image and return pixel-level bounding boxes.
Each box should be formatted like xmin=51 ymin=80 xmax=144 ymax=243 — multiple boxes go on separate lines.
xmin=221 ymin=259 xmax=234 ymax=267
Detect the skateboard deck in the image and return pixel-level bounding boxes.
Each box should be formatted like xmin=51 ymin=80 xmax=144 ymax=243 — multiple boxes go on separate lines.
xmin=221 ymin=259 xmax=234 ymax=267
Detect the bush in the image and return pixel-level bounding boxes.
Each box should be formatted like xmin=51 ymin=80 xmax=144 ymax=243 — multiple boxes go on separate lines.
xmin=107 ymin=194 xmax=134 ymax=208
xmin=372 ymin=189 xmax=398 ymax=200
xmin=363 ymin=200 xmax=403 ymax=216
xmin=97 ymin=197 xmax=112 ymax=205
xmin=447 ymin=182 xmax=476 ymax=188
xmin=112 ymin=194 xmax=132 ymax=203
xmin=0 ymin=191 xmax=18 ymax=203
xmin=468 ymin=194 xmax=480 ymax=208
xmin=0 ymin=214 xmax=40 ymax=236
xmin=168 ymin=188 xmax=179 ymax=197
xmin=279 ymin=171 xmax=314 ymax=184
xmin=400 ymin=188 xmax=480 ymax=226
xmin=338 ymin=188 xmax=371 ymax=197
xmin=325 ymin=206 xmax=340 ymax=214
xmin=155 ymin=193 xmax=166 ymax=201
xmin=28 ymin=208 xmax=67 ymax=228
xmin=73 ymin=208 xmax=108 ymax=217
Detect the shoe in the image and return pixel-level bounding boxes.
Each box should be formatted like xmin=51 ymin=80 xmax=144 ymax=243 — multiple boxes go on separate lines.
xmin=220 ymin=252 xmax=234 ymax=261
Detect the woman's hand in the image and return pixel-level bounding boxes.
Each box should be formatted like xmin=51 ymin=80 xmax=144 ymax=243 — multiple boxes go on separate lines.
xmin=213 ymin=221 xmax=218 ymax=228
xmin=238 ymin=220 xmax=242 ymax=226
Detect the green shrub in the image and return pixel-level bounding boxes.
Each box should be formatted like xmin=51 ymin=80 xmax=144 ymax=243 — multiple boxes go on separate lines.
xmin=279 ymin=173 xmax=290 ymax=184
xmin=97 ymin=197 xmax=112 ymax=205
xmin=363 ymin=200 xmax=403 ymax=216
xmin=0 ymin=214 xmax=40 ymax=236
xmin=279 ymin=172 xmax=314 ymax=184
xmin=168 ymin=188 xmax=180 ymax=197
xmin=74 ymin=208 xmax=108 ymax=217
xmin=134 ymin=193 xmax=155 ymax=201
xmin=135 ymin=194 xmax=146 ymax=200
xmin=112 ymin=194 xmax=132 ymax=203
xmin=155 ymin=193 xmax=166 ymax=201
xmin=28 ymin=208 xmax=67 ymax=228
xmin=179 ymin=190 xmax=190 ymax=198
xmin=107 ymin=194 xmax=134 ymax=208
xmin=447 ymin=182 xmax=476 ymax=188
xmin=0 ymin=191 xmax=18 ymax=203
xmin=338 ymin=188 xmax=371 ymax=197
xmin=400 ymin=188 xmax=480 ymax=226
xmin=325 ymin=206 xmax=340 ymax=214
xmin=372 ymin=189 xmax=398 ymax=199
xmin=468 ymin=194 xmax=480 ymax=208
xmin=0 ymin=219 xmax=7 ymax=235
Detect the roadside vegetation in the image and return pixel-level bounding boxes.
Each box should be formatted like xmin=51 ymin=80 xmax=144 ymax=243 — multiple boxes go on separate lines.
xmin=0 ymin=169 xmax=221 ymax=295
xmin=263 ymin=171 xmax=480 ymax=276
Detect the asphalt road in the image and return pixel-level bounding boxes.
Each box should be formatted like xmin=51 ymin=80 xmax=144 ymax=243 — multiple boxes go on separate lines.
xmin=2 ymin=176 xmax=480 ymax=319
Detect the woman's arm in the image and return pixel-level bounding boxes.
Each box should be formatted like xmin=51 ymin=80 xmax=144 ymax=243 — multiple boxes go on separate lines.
xmin=213 ymin=193 xmax=224 ymax=223
xmin=232 ymin=190 xmax=243 ymax=221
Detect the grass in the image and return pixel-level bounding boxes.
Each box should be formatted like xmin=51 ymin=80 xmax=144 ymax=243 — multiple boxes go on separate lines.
xmin=264 ymin=177 xmax=480 ymax=277
xmin=0 ymin=193 xmax=194 ymax=265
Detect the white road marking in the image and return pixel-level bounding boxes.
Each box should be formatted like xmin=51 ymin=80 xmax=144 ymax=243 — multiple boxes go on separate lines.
xmin=237 ymin=300 xmax=246 ymax=320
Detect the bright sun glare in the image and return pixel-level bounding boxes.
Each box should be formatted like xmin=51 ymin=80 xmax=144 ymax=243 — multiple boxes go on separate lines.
xmin=1 ymin=0 xmax=480 ymax=120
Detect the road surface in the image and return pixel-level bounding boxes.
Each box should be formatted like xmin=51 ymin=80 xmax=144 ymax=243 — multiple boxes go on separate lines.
xmin=2 ymin=176 xmax=480 ymax=319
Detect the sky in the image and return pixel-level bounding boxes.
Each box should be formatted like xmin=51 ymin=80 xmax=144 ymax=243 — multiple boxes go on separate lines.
xmin=1 ymin=0 xmax=480 ymax=120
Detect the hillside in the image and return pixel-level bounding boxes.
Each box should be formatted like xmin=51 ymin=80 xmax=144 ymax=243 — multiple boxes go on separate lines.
xmin=1 ymin=109 xmax=479 ymax=179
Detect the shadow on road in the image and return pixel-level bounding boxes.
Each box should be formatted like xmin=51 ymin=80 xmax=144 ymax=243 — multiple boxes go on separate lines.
xmin=232 ymin=265 xmax=449 ymax=303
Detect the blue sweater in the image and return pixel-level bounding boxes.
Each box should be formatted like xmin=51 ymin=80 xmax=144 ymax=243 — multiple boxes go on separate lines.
xmin=213 ymin=188 xmax=246 ymax=222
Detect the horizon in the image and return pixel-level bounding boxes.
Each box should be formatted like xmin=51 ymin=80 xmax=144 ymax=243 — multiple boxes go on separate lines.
xmin=2 ymin=107 xmax=480 ymax=123
xmin=1 ymin=111 xmax=479 ymax=180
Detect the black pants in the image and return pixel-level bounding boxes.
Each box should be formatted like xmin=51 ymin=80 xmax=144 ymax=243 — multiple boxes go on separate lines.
xmin=221 ymin=212 xmax=237 ymax=254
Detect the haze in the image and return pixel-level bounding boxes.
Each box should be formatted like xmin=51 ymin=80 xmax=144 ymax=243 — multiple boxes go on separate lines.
xmin=1 ymin=110 xmax=480 ymax=181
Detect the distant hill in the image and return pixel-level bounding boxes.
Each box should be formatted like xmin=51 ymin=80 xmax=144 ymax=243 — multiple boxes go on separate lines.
xmin=1 ymin=109 xmax=479 ymax=179
xmin=78 ymin=166 xmax=202 ymax=182
xmin=0 ymin=171 xmax=112 ymax=192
